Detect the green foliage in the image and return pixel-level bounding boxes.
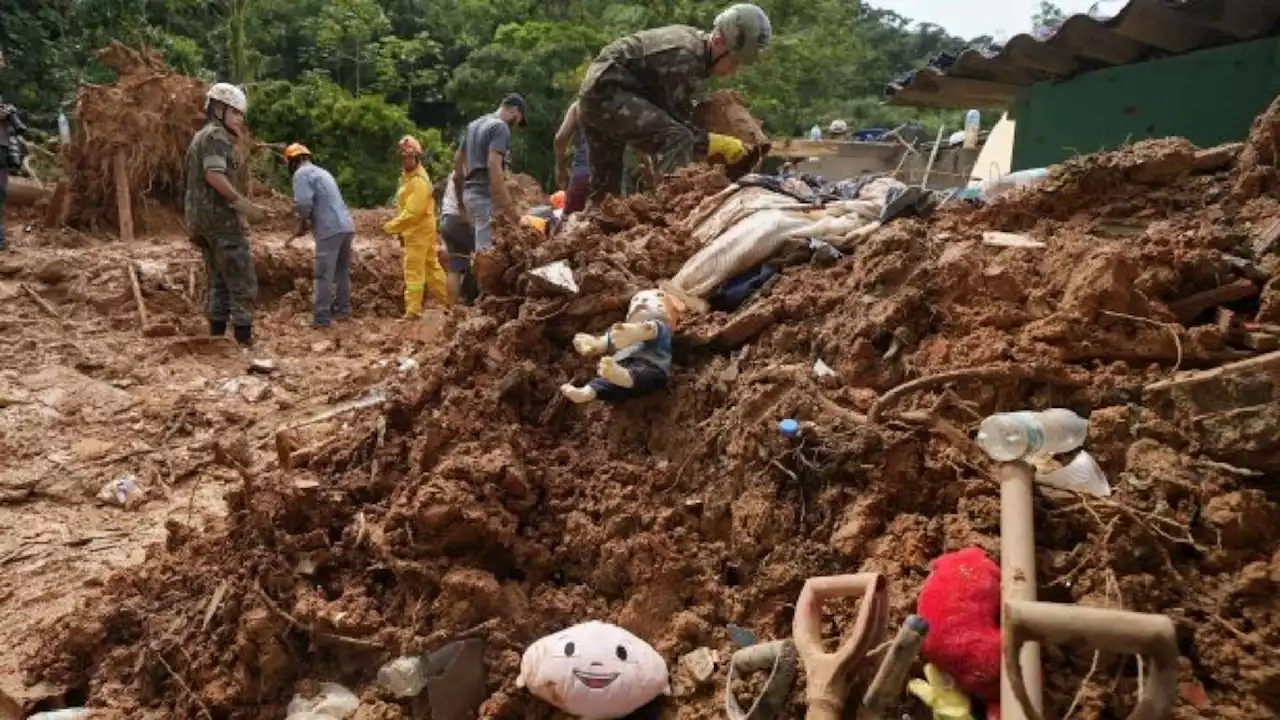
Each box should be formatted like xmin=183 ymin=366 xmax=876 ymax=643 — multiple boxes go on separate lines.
xmin=1032 ymin=1 xmax=1068 ymax=29
xmin=249 ymin=75 xmax=451 ymax=206
xmin=2 ymin=0 xmax=989 ymax=204
xmin=446 ymin=20 xmax=605 ymax=183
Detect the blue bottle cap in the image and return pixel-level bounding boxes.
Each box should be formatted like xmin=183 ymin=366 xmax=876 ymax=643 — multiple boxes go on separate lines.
xmin=779 ymin=418 xmax=799 ymax=437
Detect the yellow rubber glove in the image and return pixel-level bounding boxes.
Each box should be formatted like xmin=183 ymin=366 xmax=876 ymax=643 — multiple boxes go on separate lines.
xmin=907 ymin=664 xmax=975 ymax=720
xmin=707 ymin=133 xmax=746 ymax=163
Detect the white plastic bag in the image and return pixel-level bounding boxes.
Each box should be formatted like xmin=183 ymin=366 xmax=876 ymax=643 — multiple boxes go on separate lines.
xmin=285 ymin=682 xmax=359 ymax=719
xmin=517 ymin=621 xmax=670 ymax=719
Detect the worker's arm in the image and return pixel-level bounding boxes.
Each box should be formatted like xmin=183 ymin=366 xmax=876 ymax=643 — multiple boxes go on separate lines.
xmin=487 ymin=149 xmax=517 ymax=222
xmin=204 ymin=170 xmax=240 ymax=203
xmin=201 ymin=129 xmax=245 ymax=203
xmin=553 ymin=102 xmax=579 ymax=190
xmin=383 ymin=176 xmax=430 ymax=235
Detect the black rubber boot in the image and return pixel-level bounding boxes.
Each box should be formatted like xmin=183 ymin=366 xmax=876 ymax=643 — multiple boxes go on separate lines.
xmin=209 ymin=319 xmax=227 ymax=337
xmin=233 ymin=324 xmax=253 ymax=348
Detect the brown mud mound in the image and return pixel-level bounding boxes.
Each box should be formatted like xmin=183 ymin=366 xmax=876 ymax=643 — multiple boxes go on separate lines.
xmin=693 ymin=90 xmax=768 ymax=148
xmin=506 ymin=173 xmax=546 ymax=215
xmin=475 ymin=164 xmax=729 ymax=301
xmin=1233 ymin=95 xmax=1280 ymax=202
xmin=65 ymin=43 xmax=229 ymax=233
xmin=27 ymin=135 xmax=1280 ymax=720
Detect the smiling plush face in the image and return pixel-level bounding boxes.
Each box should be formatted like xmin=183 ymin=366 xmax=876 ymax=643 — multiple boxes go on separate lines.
xmin=517 ymin=621 xmax=670 ymax=717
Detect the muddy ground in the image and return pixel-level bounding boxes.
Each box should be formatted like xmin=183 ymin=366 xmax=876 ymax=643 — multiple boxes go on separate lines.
xmin=4 ymin=123 xmax=1280 ymax=720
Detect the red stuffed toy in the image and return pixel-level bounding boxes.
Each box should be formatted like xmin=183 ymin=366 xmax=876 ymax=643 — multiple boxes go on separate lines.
xmin=916 ymin=547 xmax=1002 ymax=718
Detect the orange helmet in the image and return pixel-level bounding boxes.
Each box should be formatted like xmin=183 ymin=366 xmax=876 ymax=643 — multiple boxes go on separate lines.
xmin=398 ymin=135 xmax=423 ymax=156
xmin=550 ymin=190 xmax=566 ymax=210
xmin=284 ymin=143 xmax=310 ymax=160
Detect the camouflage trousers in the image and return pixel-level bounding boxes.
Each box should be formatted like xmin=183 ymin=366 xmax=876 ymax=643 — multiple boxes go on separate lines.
xmin=191 ymin=231 xmax=257 ymax=327
xmin=579 ymin=86 xmax=708 ymax=205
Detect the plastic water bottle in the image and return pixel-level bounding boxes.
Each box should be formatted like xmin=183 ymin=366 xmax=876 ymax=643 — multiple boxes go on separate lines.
xmin=963 ymin=109 xmax=980 ymax=149
xmin=975 ymin=409 xmax=1087 ymax=461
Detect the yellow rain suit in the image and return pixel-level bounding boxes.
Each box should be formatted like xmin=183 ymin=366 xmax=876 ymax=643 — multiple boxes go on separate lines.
xmin=383 ymin=165 xmax=449 ymax=317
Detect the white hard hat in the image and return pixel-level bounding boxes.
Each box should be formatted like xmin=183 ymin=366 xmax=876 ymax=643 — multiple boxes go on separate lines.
xmin=205 ymin=83 xmax=248 ymax=114
xmin=713 ymin=4 xmax=773 ymax=63
xmin=829 ymin=119 xmax=848 ymax=134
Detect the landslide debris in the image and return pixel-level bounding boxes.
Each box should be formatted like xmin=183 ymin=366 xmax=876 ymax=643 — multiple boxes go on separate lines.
xmin=26 ymin=125 xmax=1280 ymax=720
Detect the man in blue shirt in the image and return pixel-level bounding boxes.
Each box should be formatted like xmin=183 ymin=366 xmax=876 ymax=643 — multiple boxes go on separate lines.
xmin=285 ymin=143 xmax=356 ymax=327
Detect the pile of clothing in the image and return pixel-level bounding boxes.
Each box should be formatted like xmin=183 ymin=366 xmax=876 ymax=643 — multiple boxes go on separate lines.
xmin=664 ymin=172 xmax=939 ymax=311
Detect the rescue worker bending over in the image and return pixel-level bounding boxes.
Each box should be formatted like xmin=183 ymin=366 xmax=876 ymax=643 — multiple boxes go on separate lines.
xmin=384 ymin=135 xmax=449 ymax=319
xmin=184 ymin=83 xmax=268 ymax=348
xmin=285 ymin=143 xmax=356 ymax=327
xmin=576 ymin=3 xmax=772 ymax=206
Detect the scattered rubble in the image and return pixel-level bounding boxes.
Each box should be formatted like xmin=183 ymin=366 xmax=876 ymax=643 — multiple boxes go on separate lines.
xmin=2 ymin=100 xmax=1279 ymax=720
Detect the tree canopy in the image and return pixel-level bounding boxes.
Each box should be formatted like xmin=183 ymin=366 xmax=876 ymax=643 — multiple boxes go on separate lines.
xmin=0 ymin=0 xmax=1017 ymax=207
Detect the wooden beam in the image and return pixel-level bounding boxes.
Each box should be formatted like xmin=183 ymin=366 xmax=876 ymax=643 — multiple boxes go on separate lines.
xmin=1167 ymin=278 xmax=1258 ymax=325
xmin=113 ymin=151 xmax=133 ymax=242
xmin=1144 ymin=348 xmax=1280 ymax=396
xmin=42 ymin=179 xmax=72 ymax=228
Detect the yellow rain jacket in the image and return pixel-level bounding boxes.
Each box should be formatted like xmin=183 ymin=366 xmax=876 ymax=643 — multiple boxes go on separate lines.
xmin=383 ymin=165 xmax=448 ymax=316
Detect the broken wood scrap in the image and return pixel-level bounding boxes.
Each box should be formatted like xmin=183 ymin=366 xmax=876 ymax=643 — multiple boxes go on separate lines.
xmin=867 ymin=365 xmax=1082 ymax=424
xmin=127 ymin=261 xmax=150 ymax=331
xmin=1143 ymin=348 xmax=1280 ymax=396
xmin=1254 ymin=218 xmax=1280 ymax=258
xmin=19 ymin=283 xmax=61 ymax=320
xmin=1167 ymin=278 xmax=1257 ymax=325
xmin=1191 ymin=142 xmax=1242 ymax=172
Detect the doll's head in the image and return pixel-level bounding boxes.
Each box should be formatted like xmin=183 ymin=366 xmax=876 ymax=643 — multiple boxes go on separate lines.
xmin=516 ymin=621 xmax=670 ymax=717
xmin=627 ymin=289 xmax=684 ymax=327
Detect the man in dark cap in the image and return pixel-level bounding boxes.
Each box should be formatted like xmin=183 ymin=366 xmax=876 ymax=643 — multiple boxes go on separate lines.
xmin=451 ymin=94 xmax=527 ymax=256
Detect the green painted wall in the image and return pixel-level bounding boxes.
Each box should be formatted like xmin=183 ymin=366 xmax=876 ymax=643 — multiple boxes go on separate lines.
xmin=1010 ymin=37 xmax=1280 ymax=171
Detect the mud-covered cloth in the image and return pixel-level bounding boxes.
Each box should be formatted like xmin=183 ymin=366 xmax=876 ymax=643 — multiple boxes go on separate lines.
xmin=578 ymin=26 xmax=712 ymax=203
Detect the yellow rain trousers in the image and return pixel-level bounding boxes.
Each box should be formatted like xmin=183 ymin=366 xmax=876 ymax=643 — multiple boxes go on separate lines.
xmin=383 ymin=166 xmax=448 ymax=317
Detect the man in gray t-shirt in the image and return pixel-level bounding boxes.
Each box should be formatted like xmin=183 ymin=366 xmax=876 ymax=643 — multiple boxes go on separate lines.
xmin=452 ymin=93 xmax=526 ymax=254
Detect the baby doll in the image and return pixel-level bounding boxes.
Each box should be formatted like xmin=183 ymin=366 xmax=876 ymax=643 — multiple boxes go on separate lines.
xmin=560 ymin=289 xmax=682 ymax=404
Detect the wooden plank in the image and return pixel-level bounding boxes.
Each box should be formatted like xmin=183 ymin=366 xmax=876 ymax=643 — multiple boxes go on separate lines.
xmin=3 ymin=176 xmax=47 ymax=206
xmin=1253 ymin=218 xmax=1280 ymax=258
xmin=42 ymin=179 xmax=71 ymax=227
xmin=1167 ymin=278 xmax=1258 ymax=324
xmin=1144 ymin=348 xmax=1280 ymax=395
xmin=113 ymin=151 xmax=133 ymax=242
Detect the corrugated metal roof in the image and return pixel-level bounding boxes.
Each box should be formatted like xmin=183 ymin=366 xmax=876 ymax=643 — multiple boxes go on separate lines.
xmin=885 ymin=0 xmax=1280 ymax=109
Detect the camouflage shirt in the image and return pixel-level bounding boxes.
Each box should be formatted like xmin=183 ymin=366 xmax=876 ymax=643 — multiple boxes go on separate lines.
xmin=580 ymin=26 xmax=711 ymax=124
xmin=184 ymin=121 xmax=244 ymax=237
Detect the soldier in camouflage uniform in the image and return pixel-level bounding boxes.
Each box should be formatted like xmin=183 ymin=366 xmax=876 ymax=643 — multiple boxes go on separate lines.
xmin=184 ymin=83 xmax=269 ymax=348
xmin=576 ymin=3 xmax=772 ymax=206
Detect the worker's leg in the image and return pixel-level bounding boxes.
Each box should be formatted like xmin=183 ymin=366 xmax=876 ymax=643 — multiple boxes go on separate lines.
xmin=212 ymin=231 xmax=258 ymax=346
xmin=193 ymin=235 xmax=229 ymax=336
xmin=582 ymin=126 xmax=624 ymax=206
xmin=440 ymin=214 xmax=473 ymax=304
xmin=312 ymin=232 xmax=341 ymax=326
xmin=332 ymin=232 xmax=354 ymax=320
xmin=0 ymin=163 xmax=7 ymax=250
xmin=423 ymin=245 xmax=449 ymax=306
xmin=402 ymin=232 xmax=427 ymax=318
xmin=462 ymin=186 xmax=494 ymax=253
xmin=564 ymin=171 xmax=589 ymax=215
xmin=583 ymin=89 xmax=704 ymax=186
